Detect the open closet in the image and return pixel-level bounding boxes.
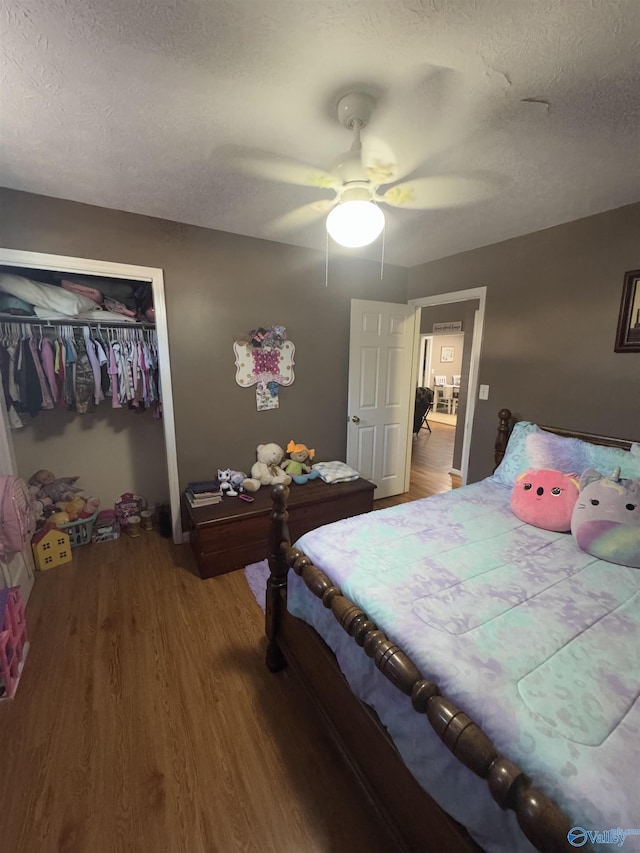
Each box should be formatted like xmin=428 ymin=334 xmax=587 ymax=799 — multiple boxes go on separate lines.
xmin=0 ymin=249 xmax=180 ymax=574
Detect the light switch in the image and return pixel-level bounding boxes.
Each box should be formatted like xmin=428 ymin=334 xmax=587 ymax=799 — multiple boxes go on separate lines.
xmin=479 ymin=384 xmax=490 ymax=400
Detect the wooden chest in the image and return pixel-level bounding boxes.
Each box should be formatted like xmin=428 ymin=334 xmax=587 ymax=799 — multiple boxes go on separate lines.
xmin=182 ymin=478 xmax=376 ymax=579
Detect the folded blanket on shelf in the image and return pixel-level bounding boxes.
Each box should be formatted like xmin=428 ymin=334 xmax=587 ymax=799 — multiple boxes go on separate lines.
xmin=0 ymin=273 xmax=96 ymax=317
xmin=61 ymin=280 xmax=103 ymax=304
xmin=312 ymin=461 xmax=360 ymax=484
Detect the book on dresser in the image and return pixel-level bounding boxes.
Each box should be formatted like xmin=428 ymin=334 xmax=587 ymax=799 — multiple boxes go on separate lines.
xmin=186 ymin=491 xmax=222 ymax=507
xmin=188 ymin=480 xmax=222 ymax=494
xmin=186 ymin=480 xmax=223 ymax=507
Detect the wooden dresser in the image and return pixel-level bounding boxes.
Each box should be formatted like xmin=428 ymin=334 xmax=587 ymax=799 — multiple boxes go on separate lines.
xmin=183 ymin=478 xmax=376 ymax=579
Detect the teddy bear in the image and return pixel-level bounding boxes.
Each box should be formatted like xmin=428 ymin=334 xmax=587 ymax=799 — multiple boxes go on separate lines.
xmin=282 ymin=441 xmax=320 ymax=485
xmin=242 ymin=443 xmax=292 ymax=492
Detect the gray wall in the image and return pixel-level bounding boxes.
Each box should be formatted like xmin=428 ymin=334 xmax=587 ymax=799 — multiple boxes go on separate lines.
xmin=0 ymin=188 xmax=408 ymax=492
xmin=4 ymin=188 xmax=637 ymax=493
xmin=12 ymin=408 xmax=169 ymax=509
xmin=409 ymin=202 xmax=640 ymax=482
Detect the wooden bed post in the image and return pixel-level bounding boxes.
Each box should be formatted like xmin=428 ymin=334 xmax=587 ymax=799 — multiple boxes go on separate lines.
xmin=494 ymin=408 xmax=512 ymax=469
xmin=265 ymin=484 xmax=291 ymax=672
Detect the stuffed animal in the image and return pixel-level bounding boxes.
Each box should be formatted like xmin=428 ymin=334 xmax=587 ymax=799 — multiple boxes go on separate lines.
xmin=63 ymin=495 xmax=87 ymax=521
xmin=29 ymin=469 xmax=81 ymax=503
xmin=29 ymin=482 xmax=53 ymax=526
xmin=510 ymin=468 xmax=579 ymax=532
xmin=217 ymin=468 xmax=247 ymax=497
xmin=282 ymin=441 xmax=320 ymax=485
xmin=571 ymin=467 xmax=640 ymax=567
xmin=242 ymin=443 xmax=292 ymax=492
xmin=81 ymin=496 xmax=101 ymax=518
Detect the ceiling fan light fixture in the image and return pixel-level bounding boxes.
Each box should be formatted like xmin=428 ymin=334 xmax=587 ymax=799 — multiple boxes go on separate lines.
xmin=326 ymin=200 xmax=385 ymax=248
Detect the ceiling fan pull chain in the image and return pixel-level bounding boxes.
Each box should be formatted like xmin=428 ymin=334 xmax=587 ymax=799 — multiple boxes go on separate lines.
xmin=380 ymin=221 xmax=385 ymax=280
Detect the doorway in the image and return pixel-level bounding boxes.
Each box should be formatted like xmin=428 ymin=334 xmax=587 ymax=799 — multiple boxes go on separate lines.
xmin=422 ymin=330 xmax=465 ymax=430
xmin=409 ymin=287 xmax=486 ymax=486
xmin=0 ymin=248 xmax=182 ymax=542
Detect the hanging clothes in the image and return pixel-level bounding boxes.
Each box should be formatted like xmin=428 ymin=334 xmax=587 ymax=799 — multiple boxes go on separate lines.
xmin=0 ymin=320 xmax=160 ymax=424
xmin=83 ymin=327 xmax=104 ymax=406
xmin=0 ymin=342 xmax=23 ymax=429
xmin=40 ymin=337 xmax=58 ymax=403
xmin=29 ymin=337 xmax=53 ymax=410
xmin=73 ymin=329 xmax=93 ymax=415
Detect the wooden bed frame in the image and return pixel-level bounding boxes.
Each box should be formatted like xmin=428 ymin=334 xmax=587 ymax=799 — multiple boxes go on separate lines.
xmin=265 ymin=409 xmax=637 ymax=853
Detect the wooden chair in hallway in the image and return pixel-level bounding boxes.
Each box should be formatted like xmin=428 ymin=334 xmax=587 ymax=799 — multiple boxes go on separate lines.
xmin=433 ymin=375 xmax=454 ymax=414
xmin=413 ymin=387 xmax=433 ymax=434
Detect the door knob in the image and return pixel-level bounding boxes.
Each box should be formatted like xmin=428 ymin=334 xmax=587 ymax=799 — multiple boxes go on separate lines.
xmin=351 ymin=415 xmax=360 ymax=423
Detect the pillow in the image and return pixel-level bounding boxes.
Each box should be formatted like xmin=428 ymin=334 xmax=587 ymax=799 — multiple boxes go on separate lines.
xmin=511 ymin=469 xmax=579 ymax=532
xmin=61 ymin=279 xmax=103 ymax=304
xmin=0 ymin=292 xmax=35 ymax=316
xmin=0 ymin=273 xmax=96 ymax=317
xmin=571 ymin=468 xmax=640 ymax=568
xmin=493 ymin=422 xmax=640 ymax=487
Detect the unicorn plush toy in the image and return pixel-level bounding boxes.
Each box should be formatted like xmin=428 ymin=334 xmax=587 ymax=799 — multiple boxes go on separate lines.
xmin=571 ymin=467 xmax=640 ymax=568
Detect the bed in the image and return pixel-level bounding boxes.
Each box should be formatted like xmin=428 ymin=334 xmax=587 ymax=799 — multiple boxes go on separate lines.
xmin=265 ymin=409 xmax=640 ymax=853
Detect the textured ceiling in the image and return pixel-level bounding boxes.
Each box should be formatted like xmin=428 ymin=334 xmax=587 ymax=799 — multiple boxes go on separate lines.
xmin=1 ymin=0 xmax=639 ymax=267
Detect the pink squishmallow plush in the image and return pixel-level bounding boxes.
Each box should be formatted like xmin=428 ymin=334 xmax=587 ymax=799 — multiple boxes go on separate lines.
xmin=571 ymin=468 xmax=640 ymax=568
xmin=511 ymin=469 xmax=579 ymax=532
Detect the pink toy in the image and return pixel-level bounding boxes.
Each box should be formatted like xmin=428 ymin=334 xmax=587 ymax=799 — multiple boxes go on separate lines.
xmin=0 ymin=587 xmax=28 ymax=699
xmin=511 ymin=468 xmax=579 ymax=532
xmin=115 ymin=493 xmax=145 ymax=529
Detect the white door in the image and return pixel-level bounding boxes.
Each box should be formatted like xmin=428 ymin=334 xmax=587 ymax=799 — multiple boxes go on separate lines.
xmin=0 ymin=384 xmax=35 ymax=603
xmin=347 ymin=299 xmax=418 ymax=500
xmin=418 ymin=335 xmax=433 ymax=386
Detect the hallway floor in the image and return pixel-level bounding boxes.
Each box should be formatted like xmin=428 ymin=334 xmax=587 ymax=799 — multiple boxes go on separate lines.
xmin=375 ymin=420 xmax=461 ymax=510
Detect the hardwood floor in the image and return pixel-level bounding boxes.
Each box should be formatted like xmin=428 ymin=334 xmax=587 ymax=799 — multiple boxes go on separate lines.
xmin=375 ymin=420 xmax=461 ymax=510
xmin=1 ymin=429 xmax=459 ymax=853
xmin=1 ymin=535 xmax=399 ymax=853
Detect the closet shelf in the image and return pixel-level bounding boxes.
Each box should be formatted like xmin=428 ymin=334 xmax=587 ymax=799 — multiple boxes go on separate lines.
xmin=0 ymin=314 xmax=155 ymax=330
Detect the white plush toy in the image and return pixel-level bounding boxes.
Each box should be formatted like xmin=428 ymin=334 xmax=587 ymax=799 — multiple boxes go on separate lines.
xmin=242 ymin=443 xmax=292 ymax=492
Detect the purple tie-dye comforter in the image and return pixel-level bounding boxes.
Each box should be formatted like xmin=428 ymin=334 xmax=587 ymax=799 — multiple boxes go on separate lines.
xmin=289 ymin=478 xmax=640 ymax=853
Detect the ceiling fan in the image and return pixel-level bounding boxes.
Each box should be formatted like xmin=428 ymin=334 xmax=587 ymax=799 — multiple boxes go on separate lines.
xmin=229 ymin=91 xmax=492 ymax=248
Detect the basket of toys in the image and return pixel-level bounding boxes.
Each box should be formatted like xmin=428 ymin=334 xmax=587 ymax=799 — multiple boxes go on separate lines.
xmin=59 ymin=511 xmax=99 ymax=548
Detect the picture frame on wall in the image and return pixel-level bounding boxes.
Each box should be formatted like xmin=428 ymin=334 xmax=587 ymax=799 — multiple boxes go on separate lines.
xmin=614 ymin=269 xmax=640 ymax=353
xmin=440 ymin=345 xmax=455 ymax=363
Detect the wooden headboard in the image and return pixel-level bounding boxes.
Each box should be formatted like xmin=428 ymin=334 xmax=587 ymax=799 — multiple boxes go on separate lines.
xmin=495 ymin=408 xmax=637 ymax=469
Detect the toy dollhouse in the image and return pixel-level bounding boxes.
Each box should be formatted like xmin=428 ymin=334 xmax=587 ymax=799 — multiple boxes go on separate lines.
xmin=31 ymin=527 xmax=72 ymax=571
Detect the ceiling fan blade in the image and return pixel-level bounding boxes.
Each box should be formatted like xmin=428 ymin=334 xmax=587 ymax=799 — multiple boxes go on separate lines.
xmin=361 ymin=135 xmax=398 ymax=186
xmin=222 ymin=145 xmax=341 ymax=190
xmin=380 ymin=176 xmax=493 ymax=210
xmin=367 ymin=65 xmax=474 ymax=183
xmin=267 ymin=199 xmax=336 ymax=235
